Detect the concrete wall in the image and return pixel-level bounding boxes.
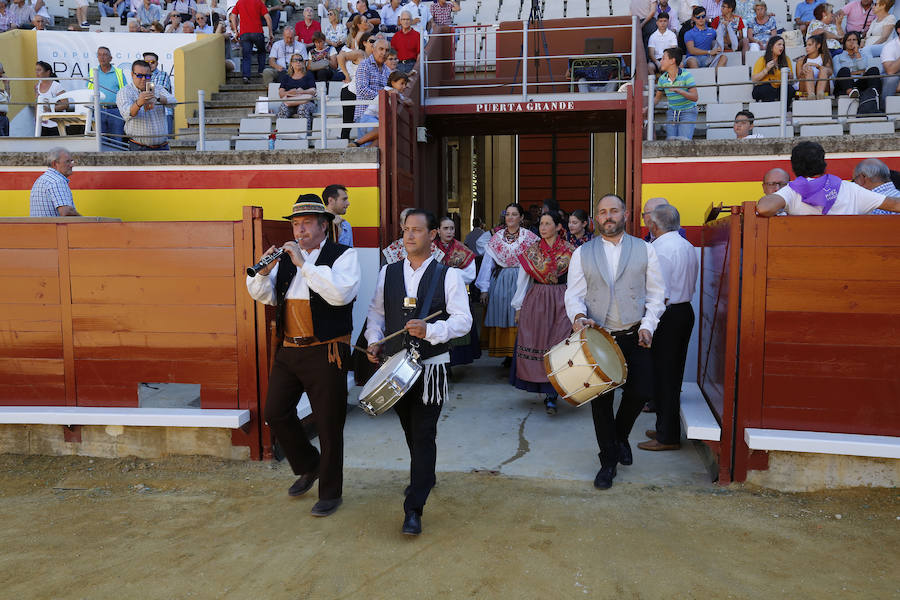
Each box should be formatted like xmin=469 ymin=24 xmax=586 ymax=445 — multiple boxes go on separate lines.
xmin=746 ymin=451 xmax=900 ymax=492
xmin=0 ymin=29 xmax=38 ymax=123
xmin=173 ymin=34 xmax=225 ymax=134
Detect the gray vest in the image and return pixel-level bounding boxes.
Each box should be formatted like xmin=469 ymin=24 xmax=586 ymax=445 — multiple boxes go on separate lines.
xmin=580 ymin=234 xmax=648 ymax=329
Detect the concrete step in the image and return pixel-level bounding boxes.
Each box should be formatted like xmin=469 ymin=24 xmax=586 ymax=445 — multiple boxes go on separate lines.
xmin=199 ymin=108 xmax=256 ymax=119
xmin=211 ymin=90 xmax=267 ymax=103
xmin=219 ymin=83 xmax=268 ymax=93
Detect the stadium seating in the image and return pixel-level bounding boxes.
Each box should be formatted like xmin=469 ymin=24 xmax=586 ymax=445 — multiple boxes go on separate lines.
xmin=705 ymin=101 xmax=743 ymax=129
xmin=687 ymin=68 xmax=718 ymax=104
xmin=799 ymin=123 xmax=843 ymax=136
xmin=791 ymin=98 xmax=832 ymax=126
xmin=849 ymin=121 xmax=894 ymax=135
xmin=717 ymin=66 xmax=753 ymax=103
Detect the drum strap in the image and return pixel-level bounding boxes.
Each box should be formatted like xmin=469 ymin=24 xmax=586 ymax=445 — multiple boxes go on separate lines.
xmin=418 ymin=263 xmax=445 ymax=320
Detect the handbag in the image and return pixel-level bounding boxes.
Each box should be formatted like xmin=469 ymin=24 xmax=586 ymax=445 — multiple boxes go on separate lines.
xmin=308 ymin=59 xmax=330 ymax=71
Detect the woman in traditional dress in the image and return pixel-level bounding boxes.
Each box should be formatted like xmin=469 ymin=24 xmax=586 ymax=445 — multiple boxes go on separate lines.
xmin=566 ymin=209 xmax=594 ymax=248
xmin=476 ymin=203 xmax=539 ymax=366
xmin=510 ymin=211 xmax=574 ymax=415
xmin=435 ymin=216 xmax=480 ymax=367
xmin=382 ymin=208 xmax=445 ymax=264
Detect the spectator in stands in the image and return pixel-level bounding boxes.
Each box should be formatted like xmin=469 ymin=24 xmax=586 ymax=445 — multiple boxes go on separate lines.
xmin=195 ymin=12 xmax=214 ymax=32
xmin=167 ymin=0 xmax=197 ymax=25
xmin=834 ymin=31 xmax=881 ymax=96
xmin=143 ymin=52 xmax=174 ymax=135
xmin=308 ymin=31 xmax=339 ymax=81
xmin=633 ymin=0 xmax=662 ymax=54
xmin=30 ymin=12 xmax=44 ymax=28
xmin=751 ymin=35 xmax=795 ymax=104
xmin=405 ymin=0 xmax=431 ymax=36
xmin=265 ymin=0 xmax=285 ymax=33
xmin=837 ymin=0 xmax=876 ymax=36
xmin=347 ymin=0 xmax=380 ymax=28
xmin=852 ymin=158 xmax=900 ymax=215
xmin=264 ymin=26 xmax=306 ymax=84
xmin=231 ymin=0 xmax=273 ymax=84
xmin=794 ymin=0 xmax=825 ymax=36
xmin=881 ymin=19 xmax=900 ymax=103
xmin=734 ymin=0 xmax=755 ymax=20
xmin=762 ymin=167 xmax=790 ymax=196
xmin=354 ymin=37 xmax=390 ymax=121
xmin=796 ymin=34 xmax=833 ymax=98
xmin=136 ymin=0 xmax=162 ymax=26
xmin=338 ymin=30 xmax=373 ymax=139
xmin=323 ymin=7 xmax=348 ymax=49
xmin=74 ymin=0 xmax=88 ymax=27
xmin=430 ymin=0 xmax=459 ymax=28
xmin=7 ymin=0 xmax=35 ymax=29
xmin=712 ymin=0 xmax=748 ymax=52
xmin=655 ymin=46 xmax=699 ymax=140
xmin=348 ymin=13 xmax=372 ymax=41
xmin=349 ymin=69 xmax=410 ymax=147
xmin=808 ymin=3 xmax=844 ymax=55
xmin=0 ymin=62 xmax=8 ymax=137
xmin=182 ymin=20 xmax=195 ymax=32
xmin=35 ymin=61 xmax=68 ymax=137
xmin=116 ymin=58 xmax=176 ymax=150
xmin=733 ymin=109 xmax=762 ymax=138
xmin=88 ymin=47 xmax=126 ymax=151
xmin=99 ymin=0 xmax=129 ymax=20
xmin=860 ymin=0 xmax=897 ymax=59
xmin=276 ymin=53 xmax=317 ymax=134
xmin=149 ymin=20 xmax=164 ymax=32
xmin=655 ymin=0 xmax=680 ymax=30
xmin=379 ymin=0 xmax=403 ymax=33
xmin=684 ymin=6 xmax=728 ymax=69
xmin=323 ymin=184 xmax=353 ymax=245
xmin=757 ymin=141 xmax=899 ymax=215
xmin=385 ymin=46 xmax=400 ymax=71
xmin=164 ymin=12 xmax=181 ymax=31
xmin=0 ymin=1 xmax=13 ymax=32
xmin=30 ymin=147 xmax=81 ymax=217
xmin=747 ymin=1 xmax=777 ymax=51
xmin=318 ymin=0 xmax=341 ymax=22
xmin=703 ymin=0 xmax=724 ymax=21
xmin=391 ymin=10 xmax=420 ymax=73
xmin=648 ymin=13 xmax=678 ymax=75
xmin=295 ymin=6 xmax=321 ymax=43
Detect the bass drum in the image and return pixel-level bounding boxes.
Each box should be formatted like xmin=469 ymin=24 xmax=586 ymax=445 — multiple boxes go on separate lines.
xmin=543 ymin=325 xmax=627 ymax=407
xmin=357 ymin=349 xmax=422 ymax=416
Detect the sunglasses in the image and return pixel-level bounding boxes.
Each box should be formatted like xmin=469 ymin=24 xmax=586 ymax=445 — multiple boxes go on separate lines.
xmin=133 ymin=73 xmax=153 ymax=79
xmin=695 ymin=13 xmax=706 ymax=18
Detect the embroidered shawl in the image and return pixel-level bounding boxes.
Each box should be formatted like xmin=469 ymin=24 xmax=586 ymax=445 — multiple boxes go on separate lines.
xmin=518 ymin=236 xmax=574 ymax=285
xmin=435 ymin=237 xmax=476 ymax=269
xmin=382 ymin=238 xmax=445 ymax=264
xmin=486 ymin=228 xmax=539 ymax=268
xmin=565 ymin=230 xmax=594 ymax=248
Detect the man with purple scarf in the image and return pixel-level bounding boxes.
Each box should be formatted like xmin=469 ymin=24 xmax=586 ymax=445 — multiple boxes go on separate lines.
xmin=757 ymin=142 xmax=900 ymax=216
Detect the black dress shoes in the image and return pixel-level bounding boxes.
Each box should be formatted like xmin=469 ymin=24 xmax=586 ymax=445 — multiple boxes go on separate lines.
xmin=288 ymin=471 xmax=319 ymax=497
xmin=618 ymin=440 xmax=633 ymax=466
xmin=402 ymin=510 xmax=422 ymax=535
xmin=593 ymin=465 xmax=617 ymax=490
xmin=310 ymin=497 xmax=342 ymax=517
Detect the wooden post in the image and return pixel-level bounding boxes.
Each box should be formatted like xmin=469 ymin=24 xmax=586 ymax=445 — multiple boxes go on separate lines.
xmin=56 ymin=224 xmax=76 ymax=407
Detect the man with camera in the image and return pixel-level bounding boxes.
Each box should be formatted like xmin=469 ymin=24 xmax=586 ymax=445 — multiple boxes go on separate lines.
xmin=116 ymin=59 xmax=176 ymax=151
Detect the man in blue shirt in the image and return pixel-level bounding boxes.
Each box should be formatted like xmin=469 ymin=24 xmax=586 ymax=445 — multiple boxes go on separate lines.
xmin=793 ymin=0 xmax=825 ymax=36
xmin=88 ymin=47 xmax=126 ymax=150
xmin=852 ymin=158 xmax=900 ymax=215
xmin=30 ymin=147 xmax=80 ymax=217
xmin=684 ymin=6 xmax=728 ymax=69
xmin=323 ymin=183 xmax=353 ymax=246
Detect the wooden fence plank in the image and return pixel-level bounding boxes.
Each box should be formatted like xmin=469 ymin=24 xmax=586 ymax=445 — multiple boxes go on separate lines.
xmin=67 ymin=222 xmax=234 ymax=248
xmin=768 ymin=217 xmax=900 ymax=247
xmin=0 ymin=224 xmax=59 ymax=248
xmin=57 ymin=225 xmax=76 ymax=407
xmin=0 ymin=331 xmax=63 ymax=358
xmin=0 ymin=304 xmax=62 ymax=332
xmin=768 ymin=247 xmax=900 ymax=281
xmin=0 ymin=358 xmax=65 ymax=383
xmin=0 ymin=277 xmax=60 ymax=304
xmin=75 ymin=359 xmax=238 ymax=387
xmin=75 ymin=385 xmax=138 ymax=407
xmin=73 ymin=332 xmax=238 ymax=360
xmin=0 ymin=383 xmax=67 ymax=405
xmin=0 ymin=249 xmax=58 ymax=277
xmin=765 ymin=312 xmax=900 ymax=346
xmin=71 ymin=276 xmax=236 ymax=305
xmin=69 ymin=248 xmax=234 ymax=277
xmin=766 ymin=279 xmax=900 ymax=314
xmin=764 ymin=343 xmax=897 ymax=380
xmin=201 ymin=385 xmax=239 ymax=409
xmin=71 ymin=304 xmax=237 ymax=334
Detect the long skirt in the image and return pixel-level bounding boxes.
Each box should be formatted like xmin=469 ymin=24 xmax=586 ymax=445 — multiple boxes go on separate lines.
xmin=449 ymin=306 xmax=481 ymax=366
xmin=510 ymin=283 xmax=570 ymax=394
xmin=483 ymin=266 xmax=518 ymax=357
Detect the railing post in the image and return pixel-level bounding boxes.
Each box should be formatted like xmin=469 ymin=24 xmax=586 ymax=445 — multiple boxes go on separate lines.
xmin=522 ymin=20 xmax=528 ymax=99
xmin=320 ymin=85 xmax=327 ymax=148
xmin=197 ymin=89 xmax=206 ymax=151
xmin=647 ymin=73 xmax=655 ymax=141
xmin=93 ymin=87 xmax=102 ymax=152
xmin=779 ymin=68 xmax=788 ymax=137
xmin=420 ymin=27 xmax=426 ymax=102
xmin=631 ymin=16 xmax=637 ymax=83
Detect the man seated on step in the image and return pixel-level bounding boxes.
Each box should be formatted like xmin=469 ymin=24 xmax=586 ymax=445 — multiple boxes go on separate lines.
xmin=684 ymin=5 xmax=728 ymax=70
xmin=648 ymin=13 xmax=679 ymax=75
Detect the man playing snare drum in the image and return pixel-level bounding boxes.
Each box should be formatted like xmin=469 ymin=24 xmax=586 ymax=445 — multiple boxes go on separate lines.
xmin=564 ymin=194 xmax=666 ymax=490
xmin=365 ymin=209 xmax=472 ymax=536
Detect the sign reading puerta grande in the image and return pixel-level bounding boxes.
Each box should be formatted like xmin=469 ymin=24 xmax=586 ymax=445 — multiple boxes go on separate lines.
xmin=36 ymin=31 xmax=197 ymax=92
xmin=475 ymin=100 xmax=578 ymax=113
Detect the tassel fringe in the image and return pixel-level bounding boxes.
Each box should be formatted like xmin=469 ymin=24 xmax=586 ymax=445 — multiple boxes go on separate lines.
xmin=422 ymin=363 xmax=448 ymax=406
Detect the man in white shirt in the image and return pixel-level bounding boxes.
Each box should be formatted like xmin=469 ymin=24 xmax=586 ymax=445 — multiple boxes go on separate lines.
xmin=404 ymin=0 xmax=431 ymax=37
xmin=757 ymin=141 xmax=898 ymax=215
xmin=880 ymin=20 xmax=900 ymax=105
xmin=639 ymin=204 xmax=698 ymax=452
xmin=564 ymin=194 xmax=666 ymax=490
xmin=733 ymin=109 xmax=762 ymax=139
xmin=263 ymin=26 xmax=308 ymax=84
xmin=648 ymin=13 xmax=678 ymax=74
xmin=365 ymin=209 xmax=472 ymax=536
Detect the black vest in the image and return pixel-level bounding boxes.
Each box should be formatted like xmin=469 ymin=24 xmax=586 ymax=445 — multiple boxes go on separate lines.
xmin=274 ymin=240 xmax=354 ymax=341
xmin=384 ymin=260 xmax=449 ymax=360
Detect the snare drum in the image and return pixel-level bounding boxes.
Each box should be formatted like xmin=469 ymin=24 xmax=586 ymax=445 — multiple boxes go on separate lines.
xmin=357 ymin=349 xmax=422 ymax=416
xmin=543 ymin=325 xmax=627 ymax=407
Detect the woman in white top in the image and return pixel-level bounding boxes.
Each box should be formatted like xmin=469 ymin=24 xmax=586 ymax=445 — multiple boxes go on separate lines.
xmin=337 ymin=29 xmax=373 ymax=139
xmin=323 ymin=7 xmax=348 ymax=48
xmin=796 ymin=34 xmax=833 ymax=98
xmin=861 ymin=0 xmax=897 ymax=59
xmin=34 ymin=61 xmax=68 ymax=137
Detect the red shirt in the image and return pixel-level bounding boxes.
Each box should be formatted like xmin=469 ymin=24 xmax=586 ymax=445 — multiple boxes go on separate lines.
xmin=390 ymin=28 xmax=421 ymax=61
xmin=294 ymin=19 xmax=322 ymax=44
xmin=232 ymin=0 xmax=268 ymax=35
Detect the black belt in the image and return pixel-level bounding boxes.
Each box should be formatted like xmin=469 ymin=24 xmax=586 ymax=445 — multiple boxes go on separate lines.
xmin=284 ymin=335 xmax=317 ymax=346
xmin=128 ymin=139 xmax=168 ymax=149
xmin=609 ymin=323 xmax=640 ymax=338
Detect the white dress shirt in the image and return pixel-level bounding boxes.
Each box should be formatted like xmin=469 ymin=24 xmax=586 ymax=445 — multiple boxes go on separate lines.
xmin=564 ymin=236 xmax=667 ymax=334
xmin=511 ymin=266 xmax=531 ymax=311
xmin=404 ymin=0 xmax=432 ymax=36
xmin=652 ymin=230 xmax=699 ymax=305
xmin=457 ymin=259 xmax=476 ymax=285
xmin=246 ymin=238 xmax=360 ymax=306
xmin=365 ymin=256 xmax=473 ymax=364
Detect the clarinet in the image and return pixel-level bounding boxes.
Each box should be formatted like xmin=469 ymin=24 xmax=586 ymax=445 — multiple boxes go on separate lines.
xmin=246 ymin=247 xmax=285 ymax=276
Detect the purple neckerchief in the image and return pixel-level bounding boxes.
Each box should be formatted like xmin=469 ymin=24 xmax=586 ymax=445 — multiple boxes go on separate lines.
xmin=788 ymin=174 xmax=842 ymax=214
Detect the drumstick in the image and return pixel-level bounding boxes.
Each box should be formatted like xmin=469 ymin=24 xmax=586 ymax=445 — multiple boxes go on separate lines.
xmin=340 ymin=311 xmax=444 ymax=354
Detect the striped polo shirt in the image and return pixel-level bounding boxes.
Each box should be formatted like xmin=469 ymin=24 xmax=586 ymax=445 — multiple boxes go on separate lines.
xmin=658 ymin=69 xmax=697 ymax=110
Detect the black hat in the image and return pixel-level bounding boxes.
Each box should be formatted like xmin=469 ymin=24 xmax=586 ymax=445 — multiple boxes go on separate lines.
xmin=283 ymin=193 xmax=334 ymax=220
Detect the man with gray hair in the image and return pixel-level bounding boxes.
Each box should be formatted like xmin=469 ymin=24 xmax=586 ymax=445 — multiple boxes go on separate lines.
xmin=852 ymin=158 xmax=900 ymax=216
xmin=638 ymin=203 xmax=698 ymax=453
xmin=30 ymin=147 xmax=81 ymax=217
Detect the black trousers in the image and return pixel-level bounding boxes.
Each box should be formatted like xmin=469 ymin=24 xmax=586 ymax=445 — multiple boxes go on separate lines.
xmin=394 ymin=372 xmax=442 ymax=516
xmin=340 ymin=86 xmax=356 ymax=140
xmin=590 ymin=330 xmax=652 ymax=456
xmin=752 ymin=82 xmax=795 ymax=109
xmin=834 ymin=66 xmax=880 ymax=97
xmin=264 ymin=343 xmax=349 ymax=501
xmin=651 ymin=303 xmax=694 ymax=445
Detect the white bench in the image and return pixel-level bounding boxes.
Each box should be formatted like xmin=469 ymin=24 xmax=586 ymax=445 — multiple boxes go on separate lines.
xmin=679 ymin=382 xmax=721 ymax=441
xmin=0 ymin=406 xmax=250 ymax=429
xmin=744 ymin=428 xmax=900 ymax=459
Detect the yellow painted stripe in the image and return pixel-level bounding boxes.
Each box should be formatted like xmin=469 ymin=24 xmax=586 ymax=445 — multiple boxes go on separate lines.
xmin=641 ymin=182 xmax=762 ymax=226
xmin=0 ymin=187 xmax=380 ymax=226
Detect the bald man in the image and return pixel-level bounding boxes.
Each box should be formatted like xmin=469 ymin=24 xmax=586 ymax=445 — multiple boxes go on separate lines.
xmin=642 ymin=197 xmax=687 ymax=242
xmin=762 ymin=168 xmax=790 ymax=196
